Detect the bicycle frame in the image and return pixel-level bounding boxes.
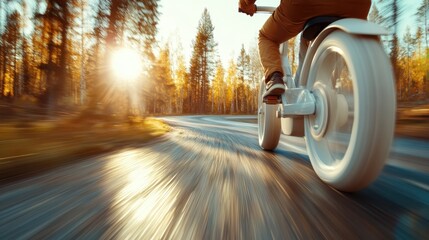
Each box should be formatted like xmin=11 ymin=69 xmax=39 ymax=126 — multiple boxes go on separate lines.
xmin=254 ymin=6 xmax=396 ymax=191
xmin=256 ymin=7 xmax=390 ymax=136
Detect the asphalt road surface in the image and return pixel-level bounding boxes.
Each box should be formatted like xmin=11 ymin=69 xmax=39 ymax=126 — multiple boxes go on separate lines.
xmin=1 ymin=116 xmax=428 ymax=239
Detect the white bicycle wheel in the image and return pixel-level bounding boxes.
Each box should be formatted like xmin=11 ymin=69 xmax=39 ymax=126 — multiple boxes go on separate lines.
xmin=305 ymin=31 xmax=396 ymax=191
xmin=258 ymin=79 xmax=281 ymax=150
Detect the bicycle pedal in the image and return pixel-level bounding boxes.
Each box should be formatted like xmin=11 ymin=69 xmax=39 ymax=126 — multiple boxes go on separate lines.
xmin=263 ymin=96 xmax=282 ymax=104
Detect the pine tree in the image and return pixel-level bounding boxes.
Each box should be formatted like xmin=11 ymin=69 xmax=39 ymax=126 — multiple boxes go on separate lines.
xmin=85 ymin=0 xmax=109 ymax=109
xmin=32 ymin=0 xmax=77 ymax=110
xmin=1 ymin=10 xmax=21 ymax=97
xmin=225 ymin=59 xmax=238 ymax=114
xmin=417 ymin=0 xmax=428 ymax=48
xmin=30 ymin=1 xmax=47 ymax=97
xmin=368 ymin=3 xmax=384 ymax=24
xmin=236 ymin=45 xmax=250 ymax=113
xmin=369 ymin=2 xmax=390 ymax=50
xmin=0 ymin=1 xmax=3 ymax=96
xmin=86 ymin=0 xmax=160 ymax=115
xmin=20 ymin=0 xmax=32 ymax=96
xmin=188 ymin=8 xmax=216 ymax=113
xmin=212 ymin=60 xmax=225 ymax=113
xmin=67 ymin=1 xmax=86 ymax=106
xmin=158 ymin=44 xmax=175 ymax=114
xmin=0 ymin=0 xmax=15 ymax=96
xmin=402 ymin=27 xmax=417 ymax=99
xmin=127 ymin=0 xmax=160 ymax=60
xmin=175 ymin=54 xmax=188 ymax=114
xmin=248 ymin=45 xmax=264 ymax=113
xmin=417 ymin=0 xmax=429 ymax=98
xmin=378 ymin=0 xmax=405 ymax=90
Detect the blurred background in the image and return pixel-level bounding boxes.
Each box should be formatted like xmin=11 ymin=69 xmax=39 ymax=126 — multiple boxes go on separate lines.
xmin=0 ymin=0 xmax=426 ymax=117
xmin=0 ymin=0 xmax=428 ymax=239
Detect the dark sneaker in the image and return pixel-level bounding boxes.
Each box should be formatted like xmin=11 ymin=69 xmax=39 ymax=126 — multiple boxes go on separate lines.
xmin=264 ymin=72 xmax=285 ymax=97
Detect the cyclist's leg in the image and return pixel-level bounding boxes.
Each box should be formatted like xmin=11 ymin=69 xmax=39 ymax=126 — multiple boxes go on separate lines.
xmin=258 ymin=0 xmax=371 ymax=82
xmin=258 ymin=1 xmax=303 ymax=82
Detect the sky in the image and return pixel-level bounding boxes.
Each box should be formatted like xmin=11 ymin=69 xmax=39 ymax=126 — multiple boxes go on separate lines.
xmin=157 ymin=0 xmax=280 ymax=65
xmin=0 ymin=0 xmax=423 ymax=65
xmin=157 ymin=0 xmax=422 ymax=66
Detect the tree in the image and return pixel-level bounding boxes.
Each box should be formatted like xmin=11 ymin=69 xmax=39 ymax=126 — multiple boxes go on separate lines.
xmin=0 ymin=0 xmax=162 ymax=117
xmin=211 ymin=60 xmax=225 ymax=113
xmin=20 ymin=0 xmax=32 ymax=96
xmin=75 ymin=0 xmax=88 ymax=104
xmin=188 ymin=8 xmax=217 ymax=113
xmin=236 ymin=45 xmax=250 ymax=113
xmin=174 ymin=54 xmax=188 ymax=114
xmin=85 ymin=0 xmax=160 ymax=115
xmin=30 ymin=1 xmax=49 ymax=98
xmin=157 ymin=44 xmax=175 ymax=114
xmin=85 ymin=0 xmax=109 ymax=109
xmin=248 ymin=45 xmax=264 ymax=113
xmin=378 ymin=0 xmax=405 ymax=90
xmin=1 ymin=10 xmax=21 ymax=97
xmin=395 ymin=26 xmax=428 ymax=101
xmin=0 ymin=0 xmax=14 ymax=96
xmin=368 ymin=3 xmax=384 ymax=25
xmin=127 ymin=0 xmax=160 ymax=60
xmin=417 ymin=0 xmax=429 ymax=48
xmin=31 ymin=0 xmax=77 ymax=112
xmin=417 ymin=0 xmax=429 ymax=98
xmin=401 ymin=26 xmax=417 ymax=99
xmin=225 ymin=59 xmax=238 ymax=114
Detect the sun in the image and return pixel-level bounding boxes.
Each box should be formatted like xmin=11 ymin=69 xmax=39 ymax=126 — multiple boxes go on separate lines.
xmin=110 ymin=47 xmax=142 ymax=82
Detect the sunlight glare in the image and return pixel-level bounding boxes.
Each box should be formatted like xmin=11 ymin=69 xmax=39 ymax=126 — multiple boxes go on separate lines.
xmin=110 ymin=48 xmax=142 ymax=82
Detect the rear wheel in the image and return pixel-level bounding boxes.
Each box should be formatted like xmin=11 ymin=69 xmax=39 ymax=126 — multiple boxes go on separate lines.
xmin=304 ymin=31 xmax=396 ymax=191
xmin=258 ymin=79 xmax=281 ymax=150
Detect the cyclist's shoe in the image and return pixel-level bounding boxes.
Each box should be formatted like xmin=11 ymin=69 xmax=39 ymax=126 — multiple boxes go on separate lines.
xmin=264 ymin=72 xmax=285 ymax=96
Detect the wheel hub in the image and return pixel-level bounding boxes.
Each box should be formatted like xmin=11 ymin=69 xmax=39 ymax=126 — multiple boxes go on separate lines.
xmin=309 ymin=83 xmax=330 ymax=141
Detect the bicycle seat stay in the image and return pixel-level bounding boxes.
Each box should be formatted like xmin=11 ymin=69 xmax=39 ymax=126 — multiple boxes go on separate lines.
xmin=302 ymin=16 xmax=343 ymax=41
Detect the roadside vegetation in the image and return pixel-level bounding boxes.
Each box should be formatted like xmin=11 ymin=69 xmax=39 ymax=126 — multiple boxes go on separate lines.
xmin=0 ymin=0 xmax=427 ymax=183
xmin=396 ymin=102 xmax=429 ymax=139
xmin=0 ymin=101 xmax=169 ymax=184
xmin=1 ymin=99 xmax=428 ymax=184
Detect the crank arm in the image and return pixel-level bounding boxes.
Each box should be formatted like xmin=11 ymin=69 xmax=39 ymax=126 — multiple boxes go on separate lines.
xmin=276 ymin=88 xmax=316 ymax=118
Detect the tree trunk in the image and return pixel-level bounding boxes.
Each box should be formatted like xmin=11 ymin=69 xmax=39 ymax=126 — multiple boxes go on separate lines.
xmin=1 ymin=47 xmax=6 ymax=96
xmin=80 ymin=0 xmax=86 ymax=105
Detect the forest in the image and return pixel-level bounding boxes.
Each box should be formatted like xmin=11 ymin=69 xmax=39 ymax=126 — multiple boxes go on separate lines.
xmin=0 ymin=0 xmax=428 ymax=117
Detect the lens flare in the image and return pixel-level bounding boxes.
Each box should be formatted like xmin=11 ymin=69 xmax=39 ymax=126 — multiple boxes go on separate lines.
xmin=110 ymin=47 xmax=142 ymax=82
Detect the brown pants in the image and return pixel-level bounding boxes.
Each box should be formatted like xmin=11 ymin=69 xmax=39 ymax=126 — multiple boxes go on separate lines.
xmin=259 ymin=0 xmax=372 ymax=79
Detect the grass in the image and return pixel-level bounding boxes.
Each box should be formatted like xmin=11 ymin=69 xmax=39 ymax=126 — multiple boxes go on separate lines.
xmin=0 ymin=112 xmax=170 ymax=184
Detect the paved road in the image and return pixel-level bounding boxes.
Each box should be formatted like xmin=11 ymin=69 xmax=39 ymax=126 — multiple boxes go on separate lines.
xmin=0 ymin=116 xmax=428 ymax=239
